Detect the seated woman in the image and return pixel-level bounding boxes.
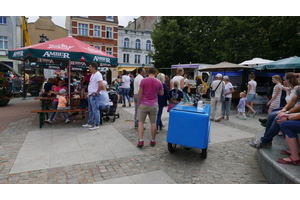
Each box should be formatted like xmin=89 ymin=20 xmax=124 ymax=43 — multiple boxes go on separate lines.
xmin=277 ymin=112 xmax=300 ymax=165
xmin=42 ymin=78 xmax=56 ymax=97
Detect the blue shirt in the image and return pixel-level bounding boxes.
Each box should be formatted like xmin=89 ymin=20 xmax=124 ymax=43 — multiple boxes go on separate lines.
xmin=238 ymin=97 xmax=247 ymax=108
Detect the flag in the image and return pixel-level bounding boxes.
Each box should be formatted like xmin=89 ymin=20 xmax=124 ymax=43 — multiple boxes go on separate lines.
xmin=22 ymin=16 xmax=31 ymax=46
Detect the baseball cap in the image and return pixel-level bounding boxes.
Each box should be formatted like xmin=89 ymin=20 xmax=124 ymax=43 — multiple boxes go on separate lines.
xmin=215 ymin=73 xmax=223 ymax=78
xmin=59 ymin=88 xmax=67 ymax=94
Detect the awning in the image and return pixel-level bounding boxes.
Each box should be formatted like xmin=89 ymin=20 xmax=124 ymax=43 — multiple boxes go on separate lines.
xmin=171 ymin=64 xmax=199 ymax=68
xmin=118 ymin=67 xmax=137 ymax=72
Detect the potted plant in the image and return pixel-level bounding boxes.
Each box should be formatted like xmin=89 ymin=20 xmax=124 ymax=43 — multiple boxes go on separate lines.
xmin=28 ymin=75 xmax=46 ymax=96
xmin=0 ymin=72 xmax=12 ymax=106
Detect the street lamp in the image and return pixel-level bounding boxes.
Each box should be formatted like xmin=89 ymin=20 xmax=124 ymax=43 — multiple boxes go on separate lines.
xmin=39 ymin=34 xmax=48 ymax=43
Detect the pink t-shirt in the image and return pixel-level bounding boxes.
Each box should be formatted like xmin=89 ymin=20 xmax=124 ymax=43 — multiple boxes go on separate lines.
xmin=53 ymin=86 xmax=67 ymax=102
xmin=139 ymin=77 xmax=163 ymax=106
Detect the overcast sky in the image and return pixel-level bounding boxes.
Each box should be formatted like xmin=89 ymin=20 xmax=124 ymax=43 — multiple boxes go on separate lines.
xmin=26 ymin=16 xmax=140 ymax=29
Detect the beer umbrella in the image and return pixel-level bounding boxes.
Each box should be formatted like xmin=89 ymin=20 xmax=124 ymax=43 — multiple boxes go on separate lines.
xmin=8 ymin=36 xmax=117 ymax=99
xmin=254 ymin=56 xmax=300 ymax=71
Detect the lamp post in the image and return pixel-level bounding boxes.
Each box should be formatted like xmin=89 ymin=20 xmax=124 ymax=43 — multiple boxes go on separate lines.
xmin=39 ymin=34 xmax=48 ymax=43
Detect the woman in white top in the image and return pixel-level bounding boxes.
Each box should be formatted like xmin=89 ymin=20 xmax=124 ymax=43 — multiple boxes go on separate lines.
xmin=170 ymin=67 xmax=185 ymax=91
xmin=283 ymin=72 xmax=300 ymax=106
xmin=121 ymin=70 xmax=131 ymax=107
xmin=267 ymin=75 xmax=282 ymax=114
xmin=246 ymin=72 xmax=257 ymax=117
xmin=221 ymin=76 xmax=234 ymax=120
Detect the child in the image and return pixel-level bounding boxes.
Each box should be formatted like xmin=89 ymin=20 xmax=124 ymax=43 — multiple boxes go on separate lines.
xmin=78 ymin=81 xmax=88 ymax=119
xmin=267 ymin=75 xmax=282 ymax=114
xmin=57 ymin=88 xmax=70 ymax=124
xmin=236 ymin=91 xmax=247 ymax=120
xmin=168 ymin=81 xmax=184 ymax=112
xmin=169 ymin=80 xmax=184 ymax=103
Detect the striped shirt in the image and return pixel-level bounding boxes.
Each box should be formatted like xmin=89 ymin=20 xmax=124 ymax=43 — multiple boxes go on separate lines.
xmin=270 ymin=84 xmax=282 ymax=109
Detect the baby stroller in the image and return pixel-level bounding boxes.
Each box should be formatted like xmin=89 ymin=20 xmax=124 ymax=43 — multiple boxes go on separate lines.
xmin=103 ymin=89 xmax=120 ymax=122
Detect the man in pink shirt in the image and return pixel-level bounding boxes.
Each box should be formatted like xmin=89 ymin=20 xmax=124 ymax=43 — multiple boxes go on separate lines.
xmin=137 ymin=68 xmax=164 ymax=147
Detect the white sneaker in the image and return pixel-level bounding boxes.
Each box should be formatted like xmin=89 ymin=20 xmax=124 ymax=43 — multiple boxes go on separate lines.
xmin=82 ymin=124 xmax=93 ymax=128
xmin=44 ymin=119 xmax=52 ymax=124
xmin=89 ymin=126 xmax=99 ymax=131
xmin=52 ymin=118 xmax=56 ymax=122
xmin=65 ymin=119 xmax=70 ymax=124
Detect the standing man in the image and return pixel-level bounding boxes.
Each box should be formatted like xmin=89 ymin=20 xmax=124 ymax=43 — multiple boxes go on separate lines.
xmin=22 ymin=71 xmax=29 ymax=98
xmin=137 ymin=68 xmax=164 ymax=147
xmin=82 ymin=62 xmax=104 ymax=131
xmin=134 ymin=67 xmax=146 ymax=128
xmin=210 ymin=73 xmax=225 ymax=122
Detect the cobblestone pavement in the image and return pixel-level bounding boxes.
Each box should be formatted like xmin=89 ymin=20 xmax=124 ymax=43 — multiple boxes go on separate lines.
xmin=0 ymin=98 xmax=267 ymax=184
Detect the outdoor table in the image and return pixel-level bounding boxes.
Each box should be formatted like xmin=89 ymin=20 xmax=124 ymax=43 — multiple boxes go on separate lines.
xmin=166 ymin=102 xmax=211 ymax=158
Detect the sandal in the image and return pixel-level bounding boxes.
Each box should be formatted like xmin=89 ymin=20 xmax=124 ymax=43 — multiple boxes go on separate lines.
xmin=253 ymin=111 xmax=257 ymax=118
xmin=215 ymin=119 xmax=221 ymax=122
xmin=221 ymin=116 xmax=225 ymax=119
xmin=277 ymin=157 xmax=300 ymax=165
xmin=225 ymin=116 xmax=229 ymax=120
xmin=280 ymin=150 xmax=300 ymax=156
xmin=246 ymin=114 xmax=250 ymax=117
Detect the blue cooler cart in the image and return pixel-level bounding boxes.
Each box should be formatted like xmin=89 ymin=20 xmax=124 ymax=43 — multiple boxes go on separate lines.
xmin=166 ymin=102 xmax=211 ymax=159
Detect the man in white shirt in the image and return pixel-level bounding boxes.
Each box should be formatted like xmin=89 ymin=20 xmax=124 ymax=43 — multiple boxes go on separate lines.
xmin=82 ymin=62 xmax=104 ymax=131
xmin=210 ymin=73 xmax=225 ymax=122
xmin=134 ymin=67 xmax=146 ymax=128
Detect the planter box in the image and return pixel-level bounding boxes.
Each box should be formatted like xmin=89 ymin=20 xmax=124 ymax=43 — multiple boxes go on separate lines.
xmin=0 ymin=99 xmax=10 ymax=106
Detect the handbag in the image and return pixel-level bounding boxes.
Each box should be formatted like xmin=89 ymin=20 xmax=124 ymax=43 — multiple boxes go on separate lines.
xmin=211 ymin=80 xmax=222 ymax=98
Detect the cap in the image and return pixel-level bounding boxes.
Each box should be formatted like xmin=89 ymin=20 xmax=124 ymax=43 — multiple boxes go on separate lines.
xmin=215 ymin=73 xmax=223 ymax=78
xmin=59 ymin=88 xmax=67 ymax=94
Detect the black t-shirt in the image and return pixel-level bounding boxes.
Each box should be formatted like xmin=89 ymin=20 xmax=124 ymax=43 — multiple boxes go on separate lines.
xmin=44 ymin=83 xmax=56 ymax=92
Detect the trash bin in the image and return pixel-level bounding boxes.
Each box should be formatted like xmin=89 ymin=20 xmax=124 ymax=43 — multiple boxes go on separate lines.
xmin=166 ymin=102 xmax=211 ymax=158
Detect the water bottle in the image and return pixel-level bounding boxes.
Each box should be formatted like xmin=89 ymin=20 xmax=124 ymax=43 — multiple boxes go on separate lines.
xmin=197 ymin=100 xmax=203 ymax=111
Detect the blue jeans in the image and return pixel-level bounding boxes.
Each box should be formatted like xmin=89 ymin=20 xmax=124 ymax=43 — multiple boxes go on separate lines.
xmin=49 ymin=101 xmax=58 ymax=121
xmin=57 ymin=107 xmax=69 ymax=120
xmin=122 ymin=88 xmax=130 ymax=104
xmin=156 ymin=106 xmax=164 ymax=129
xmin=280 ymin=121 xmax=300 ymax=139
xmin=78 ymin=99 xmax=88 ymax=114
xmin=88 ymin=94 xmax=100 ymax=126
xmin=222 ymin=98 xmax=231 ymax=116
xmin=260 ymin=107 xmax=282 ymax=144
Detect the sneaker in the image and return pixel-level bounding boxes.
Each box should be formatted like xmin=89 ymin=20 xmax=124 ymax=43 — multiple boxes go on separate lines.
xmin=244 ymin=118 xmax=247 ymax=120
xmin=129 ymin=102 xmax=131 ymax=107
xmin=150 ymin=140 xmax=156 ymax=147
xmin=137 ymin=140 xmax=144 ymax=147
xmin=89 ymin=126 xmax=99 ymax=131
xmin=157 ymin=129 xmax=159 ymax=133
xmin=52 ymin=118 xmax=56 ymax=122
xmin=261 ymin=123 xmax=267 ymax=127
xmin=259 ymin=118 xmax=267 ymax=123
xmin=82 ymin=123 xmax=93 ymax=128
xmin=235 ymin=115 xmax=239 ymax=118
xmin=135 ymin=125 xmax=138 ymax=129
xmin=65 ymin=119 xmax=70 ymax=124
xmin=249 ymin=140 xmax=272 ymax=149
xmin=160 ymin=125 xmax=165 ymax=130
xmin=44 ymin=119 xmax=52 ymax=124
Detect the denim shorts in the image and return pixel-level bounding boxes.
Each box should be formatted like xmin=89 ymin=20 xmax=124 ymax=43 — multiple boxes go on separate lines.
xmin=247 ymin=94 xmax=255 ymax=102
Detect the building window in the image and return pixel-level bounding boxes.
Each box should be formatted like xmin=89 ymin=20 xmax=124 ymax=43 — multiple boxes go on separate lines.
xmin=106 ymin=47 xmax=112 ymax=55
xmin=135 ymin=55 xmax=141 ymax=64
xmin=94 ymin=25 xmax=101 ymax=37
xmin=106 ymin=27 xmax=112 ymax=39
xmin=135 ymin=39 xmax=141 ymax=49
xmin=0 ymin=17 xmax=7 ymax=25
xmin=94 ymin=46 xmax=101 ymax=50
xmin=123 ymin=54 xmax=129 ymax=63
xmin=106 ymin=16 xmax=113 ymax=21
xmin=124 ymin=38 xmax=129 ymax=48
xmin=145 ymin=56 xmax=151 ymax=64
xmin=0 ymin=36 xmax=8 ymax=50
xmin=78 ymin=23 xmax=88 ymax=36
xmin=146 ymin=40 xmax=151 ymax=50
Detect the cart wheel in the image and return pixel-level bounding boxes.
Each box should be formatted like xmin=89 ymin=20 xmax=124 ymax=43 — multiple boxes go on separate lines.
xmin=201 ymin=148 xmax=207 ymax=159
xmin=168 ymin=143 xmax=177 ymax=153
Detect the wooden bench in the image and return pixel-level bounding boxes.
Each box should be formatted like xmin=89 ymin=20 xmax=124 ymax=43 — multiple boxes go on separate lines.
xmin=31 ymin=108 xmax=109 ymax=128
